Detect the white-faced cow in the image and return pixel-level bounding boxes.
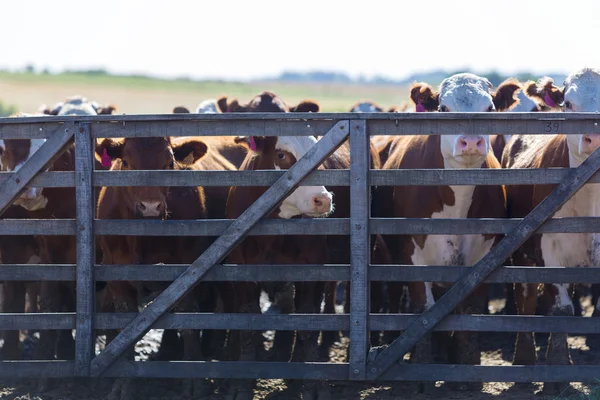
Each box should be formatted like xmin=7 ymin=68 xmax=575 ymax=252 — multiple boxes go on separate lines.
xmin=378 ymin=73 xmax=511 ymax=376
xmin=503 ymin=68 xmax=600 ymax=373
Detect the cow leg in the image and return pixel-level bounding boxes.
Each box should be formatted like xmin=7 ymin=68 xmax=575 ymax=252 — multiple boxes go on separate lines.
xmin=270 ymin=282 xmax=295 ymax=362
xmin=369 ymin=281 xmax=385 ymax=348
xmin=292 ymin=282 xmax=331 ymax=400
xmin=176 ymin=288 xmax=211 ymax=400
xmin=57 ymin=283 xmax=76 ymax=360
xmin=222 ymin=282 xmax=261 ymax=400
xmin=504 ymin=283 xmax=517 ymax=315
xmin=592 ymin=283 xmax=600 ymax=318
xmin=107 ymin=282 xmax=139 ymax=400
xmin=541 ymin=283 xmax=574 ymax=394
xmin=319 ymin=281 xmax=337 ymax=360
xmin=383 ymin=282 xmax=404 ymax=345
xmin=1 ymin=281 xmax=25 ymax=360
xmin=447 ymin=285 xmax=486 ymax=391
xmin=406 ymin=282 xmax=435 ymax=393
xmin=513 ymin=283 xmax=538 ymax=365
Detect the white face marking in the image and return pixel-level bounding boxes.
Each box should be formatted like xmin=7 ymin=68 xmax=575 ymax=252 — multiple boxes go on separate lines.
xmin=510 ymin=90 xmax=539 ymax=112
xmin=352 ymin=102 xmax=380 ymax=113
xmin=553 ymin=283 xmax=574 ymax=314
xmin=272 ymin=136 xmax=333 ymax=219
xmin=424 ymin=282 xmax=435 ymax=310
xmin=196 ymin=99 xmax=219 ymax=114
xmin=561 ymin=69 xmax=600 ymax=166
xmin=57 ymin=103 xmax=98 ymax=116
xmin=438 ymin=73 xmax=493 ymax=168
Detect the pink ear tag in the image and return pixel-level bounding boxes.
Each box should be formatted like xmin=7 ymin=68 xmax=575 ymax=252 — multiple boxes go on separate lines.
xmin=415 ymin=99 xmax=426 ymax=113
xmin=101 ymin=149 xmax=112 ymax=167
xmin=248 ymin=136 xmax=257 ymax=151
xmin=544 ymin=92 xmax=556 ymax=108
xmin=226 ymin=106 xmax=231 ymax=113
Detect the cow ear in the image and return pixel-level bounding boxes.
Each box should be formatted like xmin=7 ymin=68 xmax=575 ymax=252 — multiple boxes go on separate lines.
xmin=289 ymin=100 xmax=320 ymax=113
xmin=49 ymin=102 xmax=63 ymax=116
xmin=173 ymin=106 xmax=191 ymax=114
xmin=95 ymin=138 xmax=124 ymax=160
xmin=96 ymin=105 xmax=117 ymax=115
xmin=525 ymin=77 xmax=564 ymax=108
xmin=216 ymin=96 xmax=228 ymax=113
xmin=172 ymin=139 xmax=208 ymax=164
xmin=493 ymin=79 xmax=521 ymax=111
xmin=410 ymin=83 xmax=439 ymax=111
xmin=234 ymin=136 xmax=266 ymax=152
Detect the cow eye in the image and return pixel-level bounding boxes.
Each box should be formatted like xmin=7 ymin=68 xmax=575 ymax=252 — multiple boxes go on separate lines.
xmin=276 ymin=152 xmax=286 ymax=160
xmin=121 ymin=159 xmax=129 ymax=167
xmin=439 ymin=105 xmax=449 ymax=112
xmin=169 ymin=160 xmax=174 ymax=168
xmin=564 ymin=101 xmax=572 ymax=110
xmin=487 ymin=105 xmax=495 ymax=112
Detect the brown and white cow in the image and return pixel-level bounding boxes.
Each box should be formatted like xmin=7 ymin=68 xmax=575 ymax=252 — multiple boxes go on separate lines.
xmin=378 ymin=73 xmax=511 ymax=372
xmin=95 ymin=136 xmax=221 ymax=399
xmin=503 ymin=68 xmax=600 ymax=371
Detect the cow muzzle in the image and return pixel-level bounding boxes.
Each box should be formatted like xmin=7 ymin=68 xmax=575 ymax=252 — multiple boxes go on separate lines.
xmin=581 ymin=134 xmax=600 ymax=154
xmin=454 ymin=135 xmax=487 ymax=156
xmin=135 ymin=200 xmax=166 ymax=218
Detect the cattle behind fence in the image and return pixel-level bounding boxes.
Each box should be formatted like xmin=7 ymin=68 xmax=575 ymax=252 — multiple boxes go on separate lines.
xmin=0 ymin=112 xmax=600 ymax=383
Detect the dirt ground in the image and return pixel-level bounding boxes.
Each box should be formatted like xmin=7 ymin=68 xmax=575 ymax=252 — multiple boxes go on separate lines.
xmin=0 ymin=296 xmax=598 ymax=400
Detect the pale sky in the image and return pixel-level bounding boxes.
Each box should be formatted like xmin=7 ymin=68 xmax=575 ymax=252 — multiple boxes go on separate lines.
xmin=3 ymin=0 xmax=598 ymax=81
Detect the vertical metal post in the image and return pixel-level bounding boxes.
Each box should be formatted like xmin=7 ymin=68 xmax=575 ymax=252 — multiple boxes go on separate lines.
xmin=349 ymin=119 xmax=370 ymax=380
xmin=74 ymin=122 xmax=95 ymax=376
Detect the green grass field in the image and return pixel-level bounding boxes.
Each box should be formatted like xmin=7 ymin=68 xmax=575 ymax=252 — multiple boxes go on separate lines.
xmin=0 ymin=71 xmax=413 ymax=114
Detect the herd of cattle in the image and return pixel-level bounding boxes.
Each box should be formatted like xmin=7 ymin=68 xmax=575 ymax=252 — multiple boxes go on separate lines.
xmin=0 ymin=66 xmax=599 ymax=398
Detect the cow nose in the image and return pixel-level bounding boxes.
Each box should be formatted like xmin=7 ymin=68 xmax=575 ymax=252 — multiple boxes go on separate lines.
xmin=136 ymin=201 xmax=165 ymax=217
xmin=312 ymin=194 xmax=332 ymax=215
xmin=456 ymin=135 xmax=486 ymax=155
xmin=20 ymin=188 xmax=37 ymax=200
xmin=582 ymin=134 xmax=600 ymax=153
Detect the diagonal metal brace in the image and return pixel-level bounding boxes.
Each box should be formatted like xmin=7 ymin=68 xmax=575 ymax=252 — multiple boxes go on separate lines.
xmin=89 ymin=120 xmax=350 ymax=376
xmin=367 ymin=145 xmax=600 ymax=380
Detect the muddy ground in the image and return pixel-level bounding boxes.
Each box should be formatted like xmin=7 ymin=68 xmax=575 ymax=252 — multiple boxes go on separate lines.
xmin=0 ymin=296 xmax=598 ymax=400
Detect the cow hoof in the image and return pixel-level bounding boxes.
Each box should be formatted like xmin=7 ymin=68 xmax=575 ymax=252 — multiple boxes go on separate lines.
xmin=223 ymin=380 xmax=254 ymax=400
xmin=108 ymin=378 xmax=137 ymax=400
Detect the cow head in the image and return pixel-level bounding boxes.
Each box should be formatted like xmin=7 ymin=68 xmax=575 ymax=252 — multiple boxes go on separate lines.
xmin=349 ymin=101 xmax=384 ymax=113
xmin=410 ymin=73 xmax=520 ymax=168
xmin=220 ymin=91 xmax=320 ymax=113
xmin=40 ymin=95 xmax=117 ymax=116
xmin=527 ymin=69 xmax=600 ymax=165
xmin=234 ymin=135 xmax=333 ymax=219
xmin=96 ymin=137 xmax=208 ymax=218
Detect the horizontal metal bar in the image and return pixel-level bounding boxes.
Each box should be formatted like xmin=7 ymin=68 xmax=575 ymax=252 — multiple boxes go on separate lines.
xmin=1 ymin=312 xmax=598 ymax=334
xmin=94 ymin=218 xmax=349 ymax=236
xmin=106 ymin=361 xmax=347 ymax=380
xmin=0 ymin=361 xmax=74 ymax=378
xmin=0 ymin=360 xmax=595 ymax=382
xmin=8 ymin=168 xmax=600 ymax=188
xmin=0 ymin=265 xmax=597 ymax=284
xmin=370 ymin=168 xmax=600 ymax=186
xmin=5 ymin=217 xmax=600 ymax=236
xmin=371 ymin=217 xmax=600 ymax=234
xmin=1 ymin=112 xmax=599 ymax=124
xmin=382 ymin=364 xmax=600 ymax=382
xmin=93 ymin=170 xmax=349 ymax=187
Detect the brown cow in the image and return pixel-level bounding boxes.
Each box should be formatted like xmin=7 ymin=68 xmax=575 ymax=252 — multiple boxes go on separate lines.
xmin=377 ymin=73 xmax=511 ymax=388
xmin=170 ymin=105 xmax=248 ymax=169
xmin=503 ymin=69 xmax=600 ymax=382
xmin=96 ymin=136 xmax=219 ymax=399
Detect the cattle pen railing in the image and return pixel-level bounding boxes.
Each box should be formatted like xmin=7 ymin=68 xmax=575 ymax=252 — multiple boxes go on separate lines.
xmin=0 ymin=112 xmax=600 ymax=384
